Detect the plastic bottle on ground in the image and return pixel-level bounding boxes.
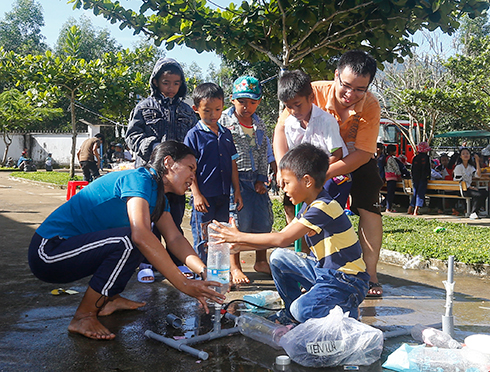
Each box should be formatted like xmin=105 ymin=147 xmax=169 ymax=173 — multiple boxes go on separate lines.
xmin=411 ymin=324 xmax=462 ymax=349
xmin=236 ymin=312 xmax=290 ymax=349
xmin=207 ymin=222 xmax=231 ymax=295
xmin=243 ymin=290 xmax=281 ymax=310
xmin=410 ymin=345 xmax=490 ymax=371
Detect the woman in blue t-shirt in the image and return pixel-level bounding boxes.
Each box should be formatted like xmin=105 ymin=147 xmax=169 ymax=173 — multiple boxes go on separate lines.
xmin=28 ymin=141 xmax=225 ymax=341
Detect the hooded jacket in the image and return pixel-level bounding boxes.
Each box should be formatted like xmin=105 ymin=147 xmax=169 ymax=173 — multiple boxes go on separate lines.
xmin=126 ymin=58 xmax=197 ymax=167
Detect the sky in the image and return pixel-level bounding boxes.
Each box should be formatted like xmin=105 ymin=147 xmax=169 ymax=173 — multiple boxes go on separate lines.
xmin=0 ymin=0 xmax=222 ymax=74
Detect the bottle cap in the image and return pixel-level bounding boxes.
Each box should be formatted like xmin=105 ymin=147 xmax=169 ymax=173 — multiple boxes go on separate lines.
xmin=276 ymin=355 xmax=291 ymax=365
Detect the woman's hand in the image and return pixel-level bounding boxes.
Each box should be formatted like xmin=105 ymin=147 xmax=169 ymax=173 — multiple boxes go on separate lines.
xmin=209 ymin=219 xmax=241 ymax=244
xmin=180 ymin=279 xmax=226 ymax=314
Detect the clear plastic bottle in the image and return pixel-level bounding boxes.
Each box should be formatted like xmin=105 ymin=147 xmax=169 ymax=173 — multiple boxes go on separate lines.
xmin=206 ymin=222 xmax=231 ymax=295
xmin=236 ymin=313 xmax=290 ymax=349
xmin=411 ymin=324 xmax=462 ymax=349
xmin=243 ymin=290 xmax=281 ymax=310
xmin=409 ymin=345 xmax=490 ymax=371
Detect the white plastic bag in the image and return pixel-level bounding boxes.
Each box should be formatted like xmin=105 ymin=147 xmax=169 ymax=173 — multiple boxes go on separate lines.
xmin=279 ymin=306 xmax=383 ymax=367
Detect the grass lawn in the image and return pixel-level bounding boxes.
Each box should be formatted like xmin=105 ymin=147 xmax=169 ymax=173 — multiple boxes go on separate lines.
xmin=10 ymin=171 xmax=490 ymax=265
xmin=9 ymin=171 xmax=81 ymax=186
xmin=272 ymin=199 xmax=490 ymax=265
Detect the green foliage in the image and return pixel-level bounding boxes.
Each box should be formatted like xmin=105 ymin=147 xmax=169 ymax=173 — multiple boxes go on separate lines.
xmin=272 ymin=198 xmax=287 ymax=232
xmin=10 ymin=171 xmax=81 ymax=185
xmin=0 ymin=0 xmax=47 ymax=55
xmin=351 ymin=214 xmax=490 ymax=265
xmin=71 ymin=0 xmax=489 ymax=78
xmin=55 ymin=15 xmax=122 ymax=61
xmin=444 ymin=33 xmax=490 ymax=131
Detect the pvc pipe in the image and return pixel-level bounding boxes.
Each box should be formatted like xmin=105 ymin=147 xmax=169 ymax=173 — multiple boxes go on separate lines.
xmin=182 ymin=326 xmax=241 ymax=345
xmin=442 ymin=255 xmax=455 ymax=337
xmin=166 ymin=314 xmax=183 ymax=329
xmin=447 ymin=255 xmax=454 ymax=284
xmin=144 ymin=330 xmax=209 ymax=360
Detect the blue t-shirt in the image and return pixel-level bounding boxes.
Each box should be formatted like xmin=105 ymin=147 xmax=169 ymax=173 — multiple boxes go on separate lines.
xmin=295 ymin=189 xmax=369 ymax=281
xmin=184 ymin=120 xmax=238 ymax=198
xmin=36 ymin=167 xmax=169 ymax=239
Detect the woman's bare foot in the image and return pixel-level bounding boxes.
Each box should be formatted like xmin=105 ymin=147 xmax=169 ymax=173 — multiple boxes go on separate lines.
xmin=68 ymin=312 xmax=115 ymax=340
xmin=98 ymin=295 xmax=146 ymax=316
xmin=254 ymin=260 xmax=271 ymax=275
xmin=231 ymin=268 xmax=250 ymax=285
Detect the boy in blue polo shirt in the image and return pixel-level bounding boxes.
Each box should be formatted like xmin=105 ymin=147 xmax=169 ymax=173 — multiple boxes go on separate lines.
xmin=211 ymin=143 xmax=369 ymax=323
xmin=184 ymin=83 xmax=243 ymax=261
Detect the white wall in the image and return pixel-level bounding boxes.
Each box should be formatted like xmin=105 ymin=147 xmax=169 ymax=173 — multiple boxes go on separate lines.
xmin=1 ymin=132 xmax=94 ymax=167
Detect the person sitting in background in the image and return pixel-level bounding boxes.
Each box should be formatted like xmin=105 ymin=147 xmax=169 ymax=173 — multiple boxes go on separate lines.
xmin=431 ymin=159 xmax=443 ymax=180
xmin=17 ymin=150 xmax=29 ymax=168
xmin=113 ymin=144 xmax=125 ymax=163
xmin=435 ymin=153 xmax=450 ymax=180
xmin=453 ymin=148 xmax=488 ymax=220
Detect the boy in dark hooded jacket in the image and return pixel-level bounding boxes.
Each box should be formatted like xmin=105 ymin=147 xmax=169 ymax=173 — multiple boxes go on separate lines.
xmin=126 ymin=58 xmax=197 ymax=281
xmin=126 ymin=58 xmax=197 ymax=167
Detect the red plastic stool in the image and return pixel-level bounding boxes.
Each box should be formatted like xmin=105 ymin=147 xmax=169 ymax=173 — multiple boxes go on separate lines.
xmin=66 ymin=180 xmax=89 ymax=200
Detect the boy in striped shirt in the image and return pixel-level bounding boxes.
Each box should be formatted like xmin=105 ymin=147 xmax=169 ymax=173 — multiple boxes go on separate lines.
xmin=210 ymin=143 xmax=369 ymax=323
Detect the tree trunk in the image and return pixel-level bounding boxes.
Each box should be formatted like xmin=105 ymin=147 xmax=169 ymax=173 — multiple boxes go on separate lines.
xmin=2 ymin=132 xmax=12 ymax=165
xmin=69 ymin=91 xmax=77 ymax=178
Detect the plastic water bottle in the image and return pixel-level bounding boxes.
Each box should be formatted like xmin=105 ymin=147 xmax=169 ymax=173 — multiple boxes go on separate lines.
xmin=409 ymin=345 xmax=490 ymax=371
xmin=411 ymin=324 xmax=462 ymax=349
xmin=243 ymin=290 xmax=281 ymax=310
xmin=206 ymin=222 xmax=231 ymax=295
xmin=235 ymin=313 xmax=290 ymax=349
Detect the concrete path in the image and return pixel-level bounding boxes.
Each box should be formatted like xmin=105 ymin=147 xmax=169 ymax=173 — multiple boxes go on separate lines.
xmin=1 ymin=171 xmax=489 ymax=371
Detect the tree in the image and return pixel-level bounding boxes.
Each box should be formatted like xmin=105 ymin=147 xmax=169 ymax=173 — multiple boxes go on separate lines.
xmin=0 ymin=89 xmax=61 ymax=165
xmin=4 ymin=26 xmax=152 ymax=177
xmin=0 ymin=0 xmax=47 ymax=55
xmin=54 ymin=15 xmax=122 ymax=61
xmin=70 ymin=0 xmax=488 ymax=78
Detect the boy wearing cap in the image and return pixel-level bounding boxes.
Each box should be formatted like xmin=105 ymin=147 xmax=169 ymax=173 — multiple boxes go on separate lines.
xmin=221 ymin=76 xmax=273 ymax=284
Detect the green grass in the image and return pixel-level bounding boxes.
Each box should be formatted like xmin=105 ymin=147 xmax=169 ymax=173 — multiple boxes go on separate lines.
xmin=349 ymin=215 xmax=490 ymax=265
xmin=10 ymin=171 xmax=81 ymax=186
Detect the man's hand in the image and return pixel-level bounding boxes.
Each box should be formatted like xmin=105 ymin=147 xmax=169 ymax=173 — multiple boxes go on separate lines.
xmin=193 ymin=193 xmax=209 ymax=213
xmin=276 ymin=169 xmax=284 ymax=189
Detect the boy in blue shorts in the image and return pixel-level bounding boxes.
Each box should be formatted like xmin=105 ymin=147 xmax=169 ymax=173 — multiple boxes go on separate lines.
xmin=211 ymin=143 xmax=369 ymax=323
xmin=221 ymin=76 xmax=273 ymax=285
xmin=184 ymin=83 xmax=243 ymax=262
xmin=277 ymin=70 xmax=352 ymax=223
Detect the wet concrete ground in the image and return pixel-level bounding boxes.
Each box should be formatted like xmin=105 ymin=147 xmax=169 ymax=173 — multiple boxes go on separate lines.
xmin=1 ymin=171 xmax=490 ymax=371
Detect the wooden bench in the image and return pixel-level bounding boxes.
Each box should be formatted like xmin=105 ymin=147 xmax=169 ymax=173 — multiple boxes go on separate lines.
xmin=380 ymin=179 xmax=471 ymax=215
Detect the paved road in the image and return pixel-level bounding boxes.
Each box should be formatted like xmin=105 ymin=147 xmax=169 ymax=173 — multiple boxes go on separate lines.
xmin=1 ymin=171 xmax=489 ymax=372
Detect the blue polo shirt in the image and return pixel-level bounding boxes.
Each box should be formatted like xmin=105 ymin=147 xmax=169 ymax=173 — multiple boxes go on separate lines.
xmin=36 ymin=167 xmax=169 ymax=239
xmin=184 ymin=120 xmax=238 ymax=198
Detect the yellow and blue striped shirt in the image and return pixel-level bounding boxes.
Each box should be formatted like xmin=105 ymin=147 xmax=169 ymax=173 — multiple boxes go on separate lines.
xmin=294 ymin=189 xmax=369 ymax=281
